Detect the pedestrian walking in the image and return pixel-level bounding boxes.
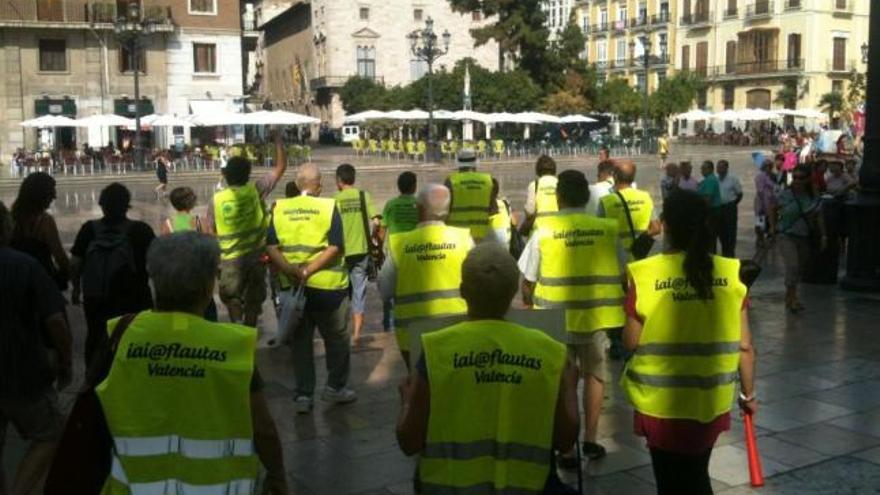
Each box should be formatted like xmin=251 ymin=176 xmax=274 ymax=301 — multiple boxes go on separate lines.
xmin=375 ymin=172 xmax=419 ymax=334
xmin=266 ymin=163 xmax=357 ymax=413
xmin=621 ymin=190 xmax=757 ymax=495
xmin=396 ymin=242 xmax=579 ymax=494
xmin=776 ymin=166 xmax=826 ymax=313
xmin=206 ymin=130 xmax=287 ymax=327
xmin=657 ymin=133 xmax=670 ymax=168
xmin=379 ymin=184 xmax=473 ymax=367
xmin=717 ymin=160 xmax=743 ymax=257
xmin=697 ymin=161 xmax=722 ymax=253
xmin=84 ymin=233 xmax=288 ymax=494
xmin=0 ymin=201 xmax=72 ymax=495
xmin=754 ymin=160 xmax=777 ymax=248
xmin=445 ymin=150 xmax=492 ymax=243
xmin=154 ymin=151 xmax=170 ymax=197
xmin=334 ymin=163 xmax=381 ymax=346
xmin=519 ymin=170 xmax=626 ymax=466
xmin=521 ymin=155 xmax=558 ymax=235
xmin=10 ymin=172 xmax=69 ymax=290
xmin=70 ymin=183 xmax=155 ymax=366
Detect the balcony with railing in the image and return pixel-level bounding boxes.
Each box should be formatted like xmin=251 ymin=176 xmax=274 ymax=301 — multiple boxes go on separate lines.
xmin=680 ymin=11 xmax=713 ymax=28
xmin=827 ymin=59 xmax=856 ymax=73
xmin=0 ymin=1 xmax=173 ymax=28
xmin=591 ymin=22 xmax=609 ymax=35
xmin=649 ymin=11 xmax=671 ymax=28
xmin=629 ymin=16 xmax=649 ymax=30
xmin=708 ymin=58 xmax=805 ymax=79
xmin=745 ymin=1 xmax=774 ymax=20
xmin=784 ymin=0 xmax=802 ymax=10
xmin=724 ymin=6 xmax=738 ymax=19
xmin=611 ymin=19 xmax=627 ymax=33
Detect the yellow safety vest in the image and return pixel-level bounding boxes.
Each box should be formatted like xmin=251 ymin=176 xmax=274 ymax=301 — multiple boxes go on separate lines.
xmin=534 ymin=211 xmax=625 ymax=333
xmin=420 ymin=320 xmax=566 ymax=495
xmin=389 ymin=224 xmax=472 ymax=351
xmin=335 ymin=187 xmax=375 ymax=258
xmin=447 ymin=171 xmax=492 ymax=242
xmin=489 ymin=199 xmax=512 ymax=243
xmin=213 ymin=183 xmax=267 ymax=261
xmin=621 ymin=253 xmax=747 ymax=423
xmin=532 ymin=175 xmax=559 ymax=229
xmin=96 ymin=311 xmax=260 ymax=495
xmin=599 ymin=187 xmax=654 ymax=256
xmin=273 ymin=196 xmax=349 ymax=291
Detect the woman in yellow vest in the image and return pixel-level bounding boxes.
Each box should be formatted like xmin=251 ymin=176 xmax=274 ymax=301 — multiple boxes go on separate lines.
xmin=621 ymin=190 xmax=757 ymax=495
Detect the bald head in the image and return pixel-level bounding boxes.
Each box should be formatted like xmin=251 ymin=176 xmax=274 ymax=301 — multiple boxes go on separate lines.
xmin=613 ymin=160 xmax=637 ymax=185
xmin=460 ymin=243 xmax=519 ymax=319
xmin=416 ymin=184 xmax=451 ymax=222
xmin=296 ymin=163 xmax=322 ymax=194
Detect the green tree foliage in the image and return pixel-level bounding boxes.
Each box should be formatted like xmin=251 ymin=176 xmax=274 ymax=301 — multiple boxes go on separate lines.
xmin=648 ymin=72 xmax=705 ymax=122
xmin=446 ymin=0 xmax=552 ymax=87
xmin=542 ymin=71 xmax=591 ymax=114
xmin=819 ymin=91 xmax=845 ymax=128
xmin=773 ymin=78 xmax=800 ymax=109
xmin=596 ymin=78 xmax=641 ymax=123
xmin=339 ymin=77 xmax=392 ymax=114
xmin=843 ymin=69 xmax=866 ymax=122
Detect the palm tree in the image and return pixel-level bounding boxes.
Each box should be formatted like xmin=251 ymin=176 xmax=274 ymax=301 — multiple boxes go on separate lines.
xmin=819 ymin=91 xmax=844 ymax=128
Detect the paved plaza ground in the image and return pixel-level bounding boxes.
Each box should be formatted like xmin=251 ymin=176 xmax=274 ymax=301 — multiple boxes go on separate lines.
xmin=2 ymin=145 xmax=880 ymax=494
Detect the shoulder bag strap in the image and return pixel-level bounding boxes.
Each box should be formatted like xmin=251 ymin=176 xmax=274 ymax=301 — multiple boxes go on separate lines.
xmin=614 ymin=190 xmax=638 ymax=242
xmin=84 ymin=313 xmax=138 ymax=388
xmin=358 ymin=190 xmax=374 ymax=249
xmin=792 ymin=194 xmax=817 ymax=236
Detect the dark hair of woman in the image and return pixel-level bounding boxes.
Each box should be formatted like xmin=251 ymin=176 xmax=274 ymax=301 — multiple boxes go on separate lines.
xmin=790 ymin=165 xmax=814 ymax=198
xmin=662 ymin=190 xmax=714 ymax=300
xmin=11 ymin=171 xmax=56 ymax=225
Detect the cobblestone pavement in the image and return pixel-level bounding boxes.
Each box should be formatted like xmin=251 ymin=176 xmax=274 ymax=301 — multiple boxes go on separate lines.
xmin=3 ymin=145 xmax=880 ymax=494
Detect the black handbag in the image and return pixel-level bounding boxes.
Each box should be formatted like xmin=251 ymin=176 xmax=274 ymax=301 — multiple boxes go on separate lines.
xmin=504 ymin=200 xmax=526 ymax=259
xmin=614 ymin=191 xmax=655 ymax=260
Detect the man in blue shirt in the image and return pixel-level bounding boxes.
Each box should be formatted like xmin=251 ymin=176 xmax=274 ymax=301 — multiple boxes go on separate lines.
xmin=698 ymin=160 xmax=722 ymax=253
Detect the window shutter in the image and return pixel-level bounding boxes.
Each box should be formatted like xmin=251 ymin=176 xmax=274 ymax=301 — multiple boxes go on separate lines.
xmin=726 ymin=41 xmax=736 ymax=73
xmin=681 ymin=45 xmax=690 ymax=71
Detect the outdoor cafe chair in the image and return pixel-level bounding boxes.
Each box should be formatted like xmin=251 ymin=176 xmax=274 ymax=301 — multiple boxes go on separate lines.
xmin=416 ymin=141 xmax=427 ymax=162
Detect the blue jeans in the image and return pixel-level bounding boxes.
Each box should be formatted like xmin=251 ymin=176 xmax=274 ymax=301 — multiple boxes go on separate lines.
xmin=346 ymin=256 xmax=370 ymax=315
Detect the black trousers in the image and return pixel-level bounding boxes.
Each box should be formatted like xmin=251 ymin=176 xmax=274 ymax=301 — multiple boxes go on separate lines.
xmin=649 ymin=448 xmax=714 ymax=495
xmin=719 ymin=202 xmax=739 ymax=258
xmin=706 ymin=209 xmax=721 ymax=254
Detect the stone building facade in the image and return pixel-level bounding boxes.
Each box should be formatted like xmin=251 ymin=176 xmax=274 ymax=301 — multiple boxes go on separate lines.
xmin=260 ymin=0 xmax=500 ymax=128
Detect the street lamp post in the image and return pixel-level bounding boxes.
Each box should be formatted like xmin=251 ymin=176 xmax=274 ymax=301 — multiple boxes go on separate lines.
xmin=841 ymin=16 xmax=880 ymax=291
xmin=114 ymin=0 xmax=156 ymax=170
xmin=408 ymin=17 xmax=450 ymax=162
xmin=631 ymin=36 xmax=659 ymax=154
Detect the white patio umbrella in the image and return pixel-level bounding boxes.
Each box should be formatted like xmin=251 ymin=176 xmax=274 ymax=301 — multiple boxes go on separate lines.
xmin=675 ymin=109 xmax=712 ymax=121
xmin=141 ymin=114 xmax=192 ymax=127
xmin=74 ymin=114 xmax=135 ymax=127
xmin=240 ymin=110 xmax=319 ymax=126
xmin=452 ymin=110 xmax=493 ymax=123
xmin=343 ymin=110 xmax=390 ymax=123
xmin=792 ymin=108 xmax=828 ymax=120
xmin=516 ymin=112 xmax=563 ymax=124
xmin=20 ymin=115 xmax=78 ymax=128
xmin=431 ymin=110 xmax=456 ymax=120
xmin=560 ymin=114 xmax=598 ymax=124
xmin=385 ymin=109 xmax=430 ymax=120
xmin=737 ymin=108 xmax=780 ymax=121
xmin=488 ymin=113 xmax=541 ymax=124
xmin=711 ymin=109 xmax=741 ymax=121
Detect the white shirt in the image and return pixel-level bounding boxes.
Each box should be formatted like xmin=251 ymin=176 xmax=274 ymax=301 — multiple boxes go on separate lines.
xmin=719 ymin=173 xmax=743 ymax=205
xmin=585 ymin=179 xmax=614 ymax=216
xmin=517 ymin=208 xmax=627 ymax=283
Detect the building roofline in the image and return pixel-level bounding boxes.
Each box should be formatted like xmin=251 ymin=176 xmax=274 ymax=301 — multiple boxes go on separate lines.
xmin=259 ymin=1 xmax=310 ymax=32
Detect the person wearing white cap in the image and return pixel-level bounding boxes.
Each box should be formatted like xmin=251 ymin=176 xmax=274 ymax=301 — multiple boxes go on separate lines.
xmin=444 ymin=150 xmax=493 ymax=243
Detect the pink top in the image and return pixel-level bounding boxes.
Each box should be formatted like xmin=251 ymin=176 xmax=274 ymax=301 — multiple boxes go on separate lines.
xmin=783 ymin=151 xmax=798 ymax=171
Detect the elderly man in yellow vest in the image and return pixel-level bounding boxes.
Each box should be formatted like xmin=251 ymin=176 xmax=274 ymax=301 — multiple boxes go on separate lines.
xmin=206 ymin=130 xmax=287 ymax=327
xmin=266 ymin=163 xmax=357 ymax=414
xmin=598 ymin=160 xmax=661 ymax=260
xmin=519 ymin=169 xmax=627 ymax=467
xmin=379 ymin=183 xmax=473 ymax=367
xmin=397 ymin=242 xmax=579 ymax=494
xmin=444 ymin=150 xmax=493 ymax=243
xmin=93 ymin=232 xmax=288 ymax=495
xmin=521 ymin=154 xmax=559 ymax=235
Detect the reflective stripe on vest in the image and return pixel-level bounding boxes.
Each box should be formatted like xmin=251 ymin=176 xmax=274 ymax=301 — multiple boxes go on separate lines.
xmin=97 ymin=311 xmax=260 ymax=494
xmin=620 ymin=253 xmax=747 ymax=422
xmin=420 ymin=320 xmax=566 ymax=495
xmin=389 ymin=224 xmax=472 ymax=351
xmin=533 ymin=175 xmax=558 ymax=230
xmin=447 ymin=171 xmax=492 ymax=241
xmin=533 ymin=213 xmax=625 ymax=333
xmin=213 ymin=184 xmax=267 ymax=260
xmin=273 ymin=196 xmax=349 ymax=291
xmin=599 ymin=188 xmax=654 ymax=256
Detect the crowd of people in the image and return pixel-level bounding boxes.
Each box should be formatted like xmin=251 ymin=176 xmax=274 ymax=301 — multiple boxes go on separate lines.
xmin=19 ymin=128 xmax=870 ymax=494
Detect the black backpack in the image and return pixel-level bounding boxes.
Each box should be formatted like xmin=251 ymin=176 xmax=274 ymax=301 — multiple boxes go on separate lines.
xmin=81 ymin=221 xmax=137 ymax=301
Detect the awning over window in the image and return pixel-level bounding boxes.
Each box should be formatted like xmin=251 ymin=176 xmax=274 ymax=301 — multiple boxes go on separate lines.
xmin=114 ymin=98 xmax=154 ymax=117
xmin=35 ymin=98 xmax=76 ymax=117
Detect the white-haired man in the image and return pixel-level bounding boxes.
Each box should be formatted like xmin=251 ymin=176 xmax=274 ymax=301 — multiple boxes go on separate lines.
xmin=266 ymin=163 xmax=356 ymax=414
xmin=379 ymin=184 xmax=474 ymax=366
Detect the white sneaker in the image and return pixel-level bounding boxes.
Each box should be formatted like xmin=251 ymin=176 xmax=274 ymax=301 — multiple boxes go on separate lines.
xmin=294 ymin=396 xmax=313 ymax=414
xmin=321 ymin=386 xmax=357 ymax=404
